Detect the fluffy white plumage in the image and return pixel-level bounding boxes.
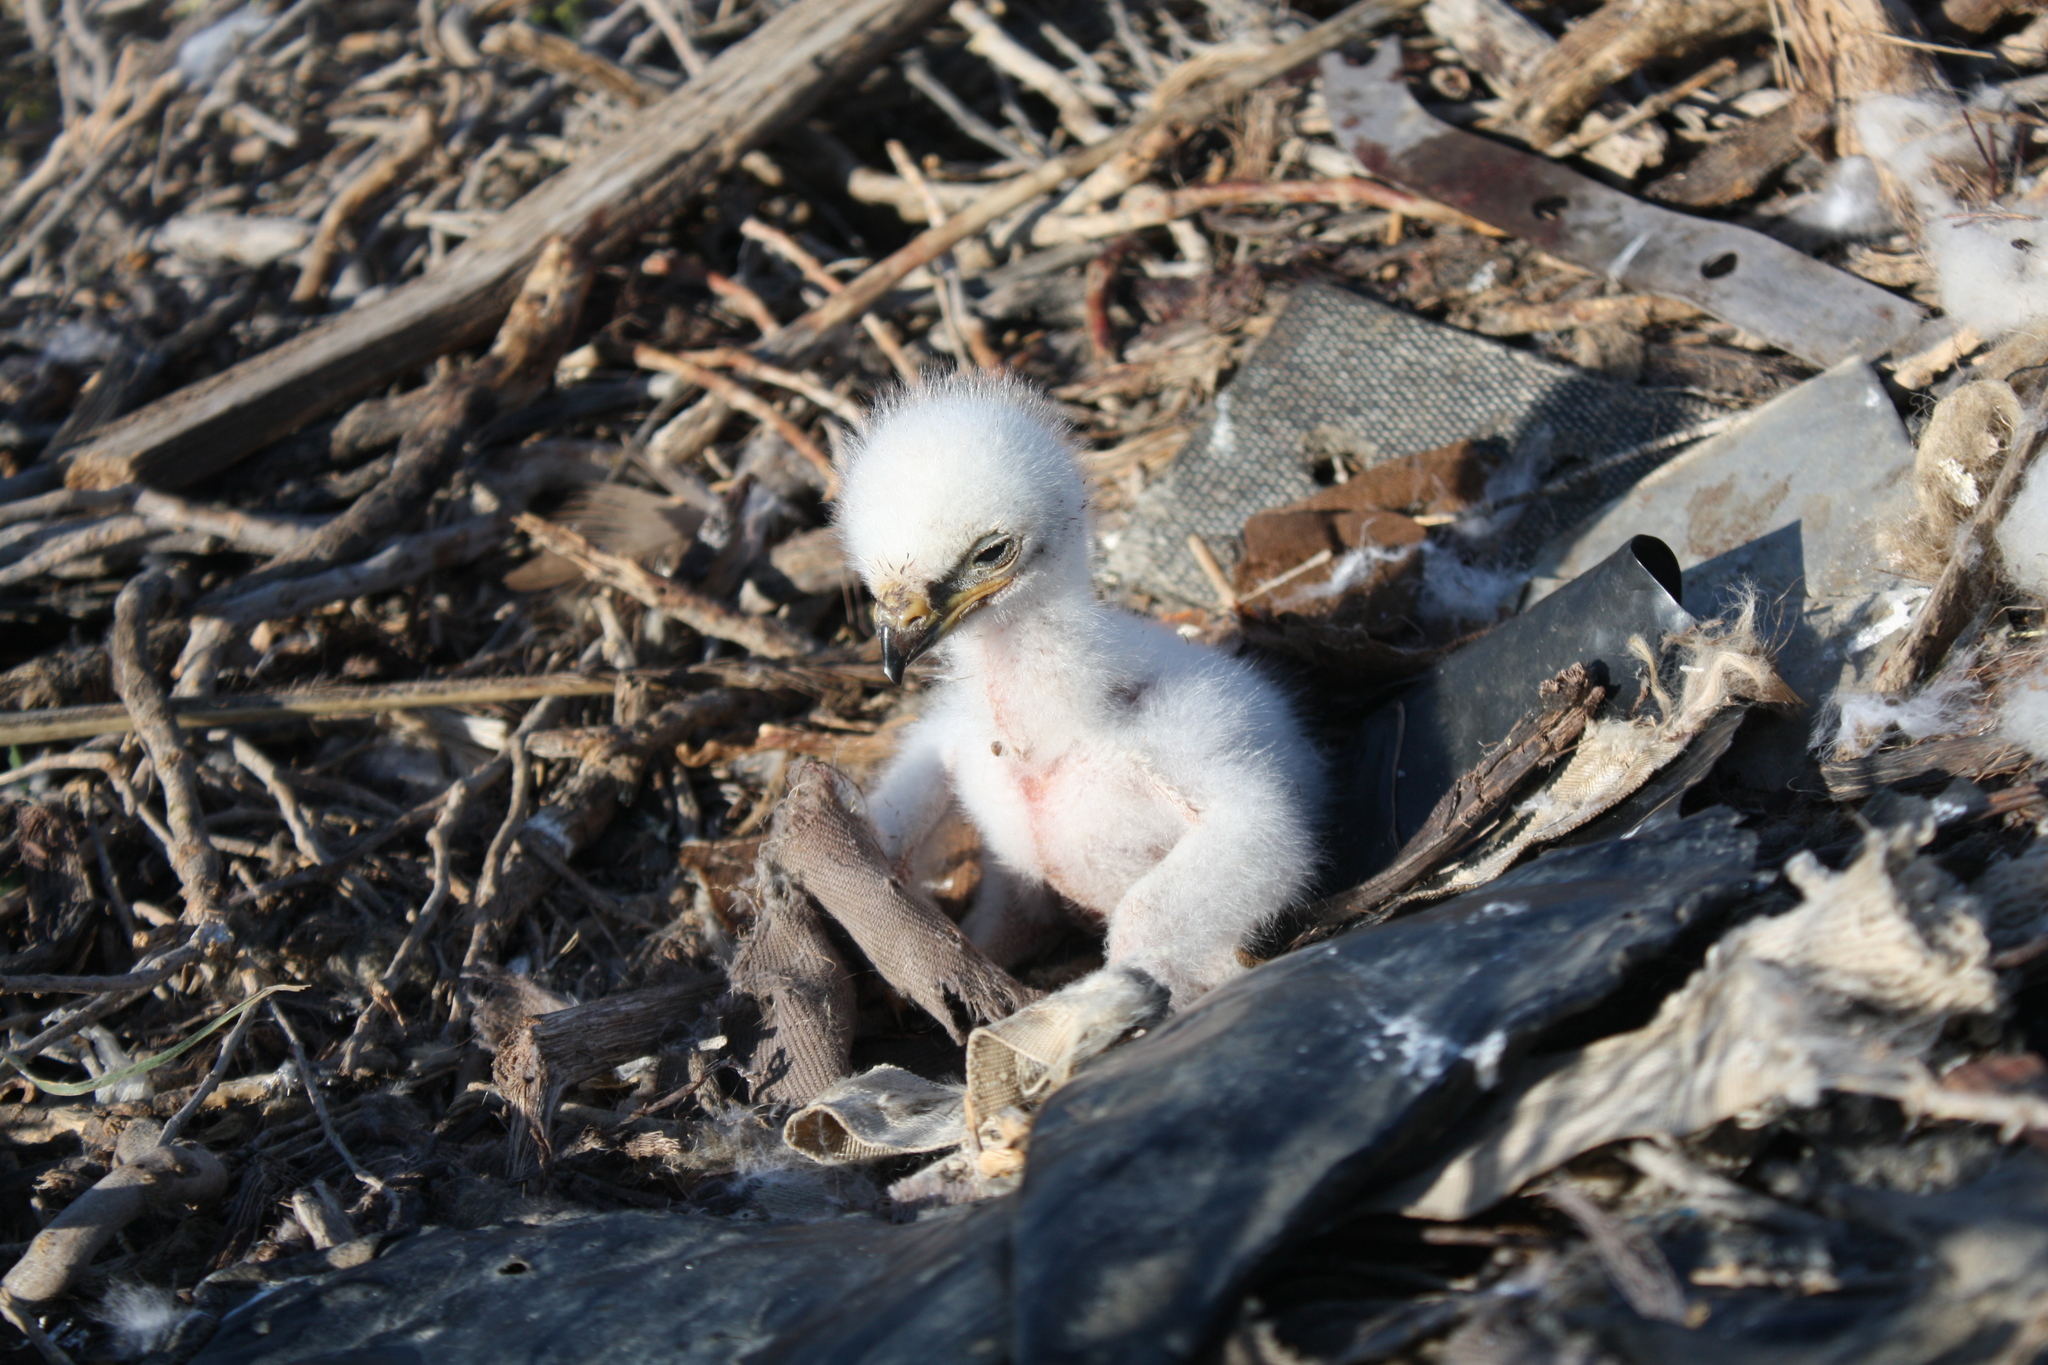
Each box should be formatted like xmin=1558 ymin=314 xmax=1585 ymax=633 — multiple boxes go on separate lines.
xmin=835 ymin=374 xmax=1322 ymax=1006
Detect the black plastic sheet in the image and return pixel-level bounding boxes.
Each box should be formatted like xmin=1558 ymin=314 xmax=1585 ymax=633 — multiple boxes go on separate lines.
xmin=195 ymin=814 xmax=1757 ymax=1365
xmin=1326 ymin=533 xmax=1693 ymax=888
xmin=1006 ymin=811 xmax=1756 ymax=1365
xmin=190 ymin=1201 xmax=1010 ymax=1365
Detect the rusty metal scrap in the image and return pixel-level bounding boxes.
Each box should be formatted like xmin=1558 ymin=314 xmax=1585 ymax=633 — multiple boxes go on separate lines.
xmin=1323 ymin=44 xmax=1925 ymax=367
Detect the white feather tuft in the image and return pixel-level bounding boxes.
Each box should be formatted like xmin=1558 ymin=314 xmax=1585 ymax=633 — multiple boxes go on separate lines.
xmin=1996 ymin=662 xmax=2048 ymax=763
xmin=1818 ymin=664 xmax=1984 ymax=759
xmin=1853 ymin=92 xmax=2048 ymax=337
xmin=1785 ymin=155 xmax=1898 ymax=242
xmin=1997 ymin=456 xmax=2048 ymax=602
xmin=95 ymin=1282 xmax=187 ymax=1360
xmin=1277 ymin=543 xmax=1416 ymax=610
xmin=1417 ymin=542 xmax=1523 ymax=626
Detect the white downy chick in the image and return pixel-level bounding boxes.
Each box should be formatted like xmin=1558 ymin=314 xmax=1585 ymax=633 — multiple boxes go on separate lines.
xmin=835 ymin=375 xmax=1322 ymax=1007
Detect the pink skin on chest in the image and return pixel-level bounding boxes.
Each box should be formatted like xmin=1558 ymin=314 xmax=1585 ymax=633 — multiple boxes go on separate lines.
xmin=966 ymin=665 xmax=1190 ymax=915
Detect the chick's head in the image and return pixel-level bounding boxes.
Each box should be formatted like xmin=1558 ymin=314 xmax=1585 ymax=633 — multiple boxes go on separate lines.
xmin=836 ymin=374 xmax=1090 ymax=683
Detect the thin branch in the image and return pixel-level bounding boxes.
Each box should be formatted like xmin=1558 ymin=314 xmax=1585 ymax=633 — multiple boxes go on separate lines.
xmin=514 ymin=513 xmax=817 ymax=659
xmin=269 ymin=1001 xmax=383 ymax=1191
xmin=156 ymin=989 xmax=264 ymax=1148
xmin=0 ymin=672 xmax=623 ymax=747
xmin=291 ymin=107 xmax=439 ymax=307
xmin=628 ymin=348 xmax=837 ymax=489
xmin=110 ymin=571 xmax=228 ymax=945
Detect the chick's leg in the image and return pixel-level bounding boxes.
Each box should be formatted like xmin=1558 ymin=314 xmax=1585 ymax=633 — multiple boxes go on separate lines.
xmin=864 ymin=719 xmax=955 ymax=873
xmin=960 ymin=863 xmax=1067 ymax=969
xmin=1104 ymin=811 xmax=1306 ymax=1007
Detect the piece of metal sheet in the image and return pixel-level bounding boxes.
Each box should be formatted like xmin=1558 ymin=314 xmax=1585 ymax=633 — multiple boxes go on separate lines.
xmin=1525 ymin=359 xmax=1923 ymax=788
xmin=1323 ymin=45 xmax=1926 ymax=368
xmin=1326 ymin=534 xmax=1696 ymax=888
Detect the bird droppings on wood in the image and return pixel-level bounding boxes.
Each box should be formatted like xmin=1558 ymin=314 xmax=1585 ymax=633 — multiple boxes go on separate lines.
xmin=3 ymin=0 xmax=2048 ymax=1361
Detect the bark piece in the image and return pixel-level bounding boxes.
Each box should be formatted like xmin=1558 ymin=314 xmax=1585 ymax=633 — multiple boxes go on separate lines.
xmin=1647 ymin=90 xmax=1833 ymax=209
xmin=1821 ymin=733 xmax=2032 ymax=800
xmin=1418 ymin=606 xmax=1794 ymax=902
xmin=4 ymin=804 xmax=99 ymax=977
xmin=763 ymin=759 xmax=1038 ymax=1042
xmin=62 ymin=0 xmax=951 ymax=492
xmin=494 ymin=972 xmax=722 ymax=1176
xmin=1003 ymin=817 xmax=1758 ymax=1365
xmin=1231 ymin=438 xmax=1504 ymax=626
xmin=1945 ymin=0 xmax=2046 ymax=32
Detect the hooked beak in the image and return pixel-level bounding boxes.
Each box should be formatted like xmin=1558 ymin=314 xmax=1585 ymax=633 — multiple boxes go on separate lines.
xmin=873 ymin=569 xmax=1017 ymax=685
xmin=875 ymin=588 xmax=941 ymax=686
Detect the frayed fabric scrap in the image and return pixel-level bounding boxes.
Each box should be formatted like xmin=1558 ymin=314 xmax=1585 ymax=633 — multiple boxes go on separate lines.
xmin=784 ymin=1066 xmax=968 ymax=1165
xmin=1391 ymin=818 xmax=2030 ymax=1222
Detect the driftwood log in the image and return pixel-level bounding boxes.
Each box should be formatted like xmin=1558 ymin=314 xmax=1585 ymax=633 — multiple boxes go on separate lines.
xmin=61 ymin=0 xmax=951 ymax=492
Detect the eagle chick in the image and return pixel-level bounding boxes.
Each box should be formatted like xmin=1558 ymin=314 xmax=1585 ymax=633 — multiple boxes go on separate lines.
xmin=835 ymin=375 xmax=1321 ymax=1007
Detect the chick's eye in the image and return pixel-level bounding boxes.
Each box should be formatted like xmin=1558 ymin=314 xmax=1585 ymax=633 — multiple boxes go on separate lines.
xmin=974 ymin=539 xmax=1011 ymax=567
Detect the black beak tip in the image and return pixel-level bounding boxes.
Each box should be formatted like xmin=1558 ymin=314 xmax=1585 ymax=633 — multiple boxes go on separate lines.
xmin=877 ymin=619 xmax=937 ymax=685
xmin=879 ymin=626 xmax=908 ymax=686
